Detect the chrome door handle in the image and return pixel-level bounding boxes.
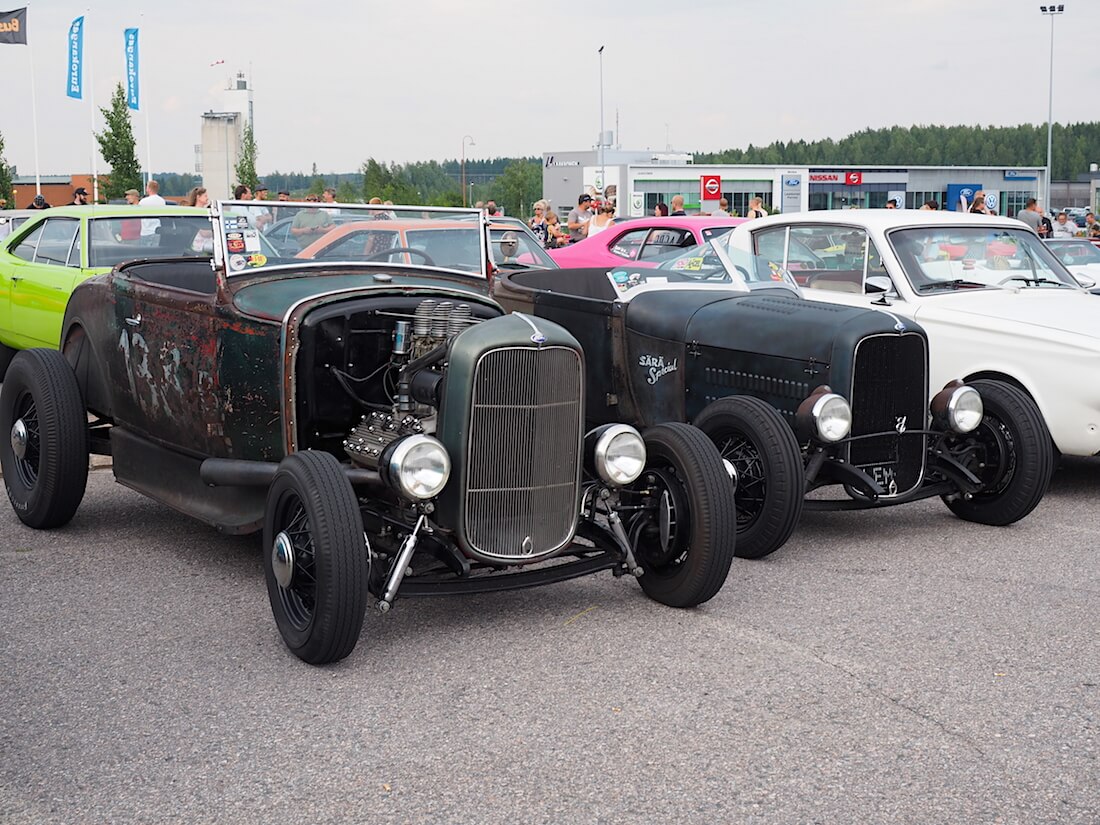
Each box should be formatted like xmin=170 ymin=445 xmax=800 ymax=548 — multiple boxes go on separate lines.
xmin=10 ymin=276 xmax=21 ymax=283
xmin=125 ymin=314 xmax=141 ymax=326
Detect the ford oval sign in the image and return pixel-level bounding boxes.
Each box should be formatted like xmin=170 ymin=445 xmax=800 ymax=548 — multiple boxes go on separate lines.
xmin=784 ymin=178 xmax=801 ymax=187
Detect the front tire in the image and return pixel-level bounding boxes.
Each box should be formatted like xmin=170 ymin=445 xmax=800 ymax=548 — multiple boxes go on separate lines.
xmin=942 ymin=379 xmax=1053 ymax=526
xmin=627 ymin=423 xmax=737 ymax=608
xmin=263 ymin=451 xmax=369 ymax=665
xmin=693 ymin=396 xmax=805 ymax=559
xmin=0 ymin=349 xmax=88 ymax=528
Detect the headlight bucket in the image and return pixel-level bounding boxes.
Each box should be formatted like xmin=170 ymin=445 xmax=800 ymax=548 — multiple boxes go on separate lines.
xmin=931 ymin=380 xmax=983 ymax=434
xmin=585 ymin=424 xmax=646 ymax=486
xmin=381 ymin=434 xmax=451 ymax=500
xmin=796 ymin=385 xmax=852 ymax=443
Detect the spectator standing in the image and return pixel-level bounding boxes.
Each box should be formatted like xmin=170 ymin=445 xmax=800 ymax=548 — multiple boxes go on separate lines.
xmin=139 ymin=180 xmax=166 ymax=245
xmin=119 ymin=189 xmax=142 ymax=242
xmin=1085 ymin=212 xmax=1099 ymax=238
xmin=180 ymin=186 xmax=209 ymax=208
xmin=746 ymin=197 xmax=767 ymax=219
xmin=588 ymin=203 xmax=615 ymax=237
xmin=567 ymin=194 xmax=593 ymax=243
xmin=920 ymin=200 xmax=940 ymax=211
xmin=234 ymin=184 xmax=272 ymax=231
xmin=1052 ymin=212 xmax=1080 ymax=239
xmin=1037 ymin=208 xmax=1053 ymax=239
xmin=1016 ymin=198 xmax=1041 ymax=233
xmin=28 ymin=194 xmax=50 ymax=209
xmin=70 ymin=187 xmax=89 ymax=206
xmin=486 ymin=200 xmax=500 ymax=218
xmin=669 ymin=195 xmax=686 ymax=216
xmin=254 ymin=184 xmax=270 ymax=202
xmin=654 ymin=201 xmax=669 ymax=217
xmin=290 ymin=195 xmax=335 ymax=249
xmin=711 ymin=198 xmax=730 ymax=217
xmin=528 ymin=201 xmax=549 ymax=248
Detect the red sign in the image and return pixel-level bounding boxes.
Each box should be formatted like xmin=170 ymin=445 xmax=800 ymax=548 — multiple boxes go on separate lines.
xmin=845 ymin=171 xmax=863 ymax=186
xmin=700 ymin=175 xmax=721 ymax=200
xmin=808 ymin=173 xmax=842 ymax=183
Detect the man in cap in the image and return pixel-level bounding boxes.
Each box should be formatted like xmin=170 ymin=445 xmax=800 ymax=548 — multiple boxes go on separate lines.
xmin=28 ymin=194 xmax=50 ymax=210
xmin=119 ymin=189 xmax=142 ymax=241
xmin=567 ymin=193 xmax=593 ymax=243
xmin=70 ymin=187 xmax=89 ymax=206
xmin=124 ymin=189 xmax=140 ymax=205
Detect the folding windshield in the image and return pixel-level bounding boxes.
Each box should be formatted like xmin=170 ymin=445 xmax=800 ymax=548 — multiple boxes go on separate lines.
xmin=888 ymin=226 xmax=1080 ymax=292
xmin=214 ymin=202 xmax=488 ymax=277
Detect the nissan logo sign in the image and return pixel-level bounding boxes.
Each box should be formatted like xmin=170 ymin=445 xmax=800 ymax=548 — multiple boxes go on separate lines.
xmin=704 ymin=179 xmax=720 ymax=196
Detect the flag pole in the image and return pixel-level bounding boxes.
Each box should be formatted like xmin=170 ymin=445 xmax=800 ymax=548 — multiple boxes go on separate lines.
xmin=86 ymin=8 xmax=98 ymax=202
xmin=28 ymin=39 xmax=41 ymax=195
xmin=140 ymin=11 xmax=150 ymax=186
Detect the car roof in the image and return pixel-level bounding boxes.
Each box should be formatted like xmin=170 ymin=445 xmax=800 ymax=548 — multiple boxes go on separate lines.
xmin=22 ymin=204 xmax=211 ymax=218
xmin=744 ymin=209 xmax=1028 ymax=233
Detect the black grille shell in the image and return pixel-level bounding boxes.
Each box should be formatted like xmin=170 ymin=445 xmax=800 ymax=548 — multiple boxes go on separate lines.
xmin=463 ymin=345 xmax=583 ymax=561
xmin=846 ymin=333 xmax=929 ymax=496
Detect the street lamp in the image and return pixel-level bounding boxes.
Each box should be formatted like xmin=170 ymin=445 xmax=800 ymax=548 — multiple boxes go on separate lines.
xmin=1040 ymin=4 xmax=1065 ymax=210
xmin=461 ymin=135 xmax=475 ymax=207
xmin=598 ymin=46 xmax=605 ymax=201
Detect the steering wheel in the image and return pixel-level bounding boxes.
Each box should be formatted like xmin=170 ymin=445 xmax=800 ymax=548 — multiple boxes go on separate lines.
xmin=361 ymin=246 xmax=436 ymax=266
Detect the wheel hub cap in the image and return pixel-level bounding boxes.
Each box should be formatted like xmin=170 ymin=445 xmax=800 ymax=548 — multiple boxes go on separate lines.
xmin=722 ymin=458 xmax=739 ymax=491
xmin=272 ymin=531 xmax=295 ymax=589
xmin=10 ymin=418 xmax=28 ymax=460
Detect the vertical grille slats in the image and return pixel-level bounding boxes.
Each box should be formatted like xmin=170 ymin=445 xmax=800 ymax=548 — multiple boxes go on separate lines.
xmin=465 ymin=346 xmax=582 ymax=560
xmin=848 ymin=334 xmax=928 ymax=497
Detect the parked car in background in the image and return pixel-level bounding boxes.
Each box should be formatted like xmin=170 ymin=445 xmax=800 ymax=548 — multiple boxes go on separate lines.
xmin=0 ymin=205 xmax=212 ymax=377
xmin=0 ymin=209 xmax=36 ymax=241
xmin=1043 ymin=238 xmax=1100 ymax=291
xmin=547 ymin=216 xmax=745 ymax=269
xmin=724 ymin=209 xmax=1100 ymax=460
xmin=493 ymin=238 xmax=1051 ymax=560
xmin=1 ymin=203 xmax=737 ymax=665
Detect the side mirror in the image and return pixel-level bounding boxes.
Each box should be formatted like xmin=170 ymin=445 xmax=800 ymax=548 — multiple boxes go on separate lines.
xmin=865 ymin=275 xmax=893 ymax=294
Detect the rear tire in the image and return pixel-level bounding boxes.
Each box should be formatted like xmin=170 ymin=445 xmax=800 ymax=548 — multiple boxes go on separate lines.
xmin=628 ymin=423 xmax=737 ymax=608
xmin=263 ymin=451 xmax=368 ymax=665
xmin=0 ymin=349 xmax=88 ymax=528
xmin=942 ymin=379 xmax=1053 ymax=526
xmin=693 ymin=396 xmax=805 ymax=559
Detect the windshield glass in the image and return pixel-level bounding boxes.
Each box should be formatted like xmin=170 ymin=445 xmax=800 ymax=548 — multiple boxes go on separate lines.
xmin=1045 ymin=240 xmax=1100 ymax=266
xmin=490 ymin=226 xmax=556 ymax=269
xmin=214 ymin=202 xmax=488 ymax=277
xmin=606 ymin=238 xmax=800 ymax=300
xmin=888 ymin=226 xmax=1079 ymax=292
xmin=89 ymin=215 xmax=214 ymax=268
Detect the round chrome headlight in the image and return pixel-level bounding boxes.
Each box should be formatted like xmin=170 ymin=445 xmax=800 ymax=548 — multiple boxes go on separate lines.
xmin=812 ymin=393 xmax=852 ymax=442
xmin=387 ymin=434 xmax=450 ymax=500
xmin=593 ymin=424 xmax=646 ymax=486
xmin=945 ymin=386 xmax=983 ymax=433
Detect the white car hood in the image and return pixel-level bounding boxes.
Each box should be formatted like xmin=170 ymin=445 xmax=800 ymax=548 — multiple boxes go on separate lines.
xmin=912 ymin=288 xmax=1100 ymax=342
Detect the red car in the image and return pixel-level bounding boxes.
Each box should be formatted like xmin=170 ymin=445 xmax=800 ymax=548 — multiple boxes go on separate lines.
xmin=547 ymin=216 xmax=746 ymax=268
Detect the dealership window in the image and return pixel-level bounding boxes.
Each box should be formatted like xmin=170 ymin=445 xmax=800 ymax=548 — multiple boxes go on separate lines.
xmin=907 ymin=191 xmax=948 ymax=210
xmin=1002 ymin=191 xmax=1036 ymax=219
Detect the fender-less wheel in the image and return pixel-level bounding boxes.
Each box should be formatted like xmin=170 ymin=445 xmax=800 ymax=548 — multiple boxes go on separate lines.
xmin=263 ymin=451 xmax=369 ymax=665
xmin=693 ymin=396 xmax=804 ymax=559
xmin=941 ymin=379 xmax=1053 ymax=526
xmin=0 ymin=349 xmax=88 ymax=528
xmin=626 ymin=423 xmax=737 ymax=608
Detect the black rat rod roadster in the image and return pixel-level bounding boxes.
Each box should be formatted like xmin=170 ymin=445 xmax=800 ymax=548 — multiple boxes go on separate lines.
xmin=492 ymin=241 xmax=1052 ymax=560
xmin=0 ymin=204 xmax=738 ymax=665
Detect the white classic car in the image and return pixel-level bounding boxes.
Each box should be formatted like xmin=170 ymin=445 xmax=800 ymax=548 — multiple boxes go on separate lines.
xmin=724 ymin=210 xmax=1100 ymax=458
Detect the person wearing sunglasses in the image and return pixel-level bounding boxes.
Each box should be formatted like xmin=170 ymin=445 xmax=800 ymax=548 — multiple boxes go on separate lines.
xmin=528 ymin=200 xmax=549 ymax=249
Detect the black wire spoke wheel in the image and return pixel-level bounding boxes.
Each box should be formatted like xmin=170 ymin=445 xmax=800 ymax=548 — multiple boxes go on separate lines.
xmin=263 ymin=451 xmax=369 ymax=665
xmin=0 ymin=349 xmax=88 ymax=529
xmin=941 ymin=379 xmax=1053 ymax=527
xmin=628 ymin=423 xmax=737 ymax=608
xmin=10 ymin=391 xmax=41 ymax=489
xmin=693 ymin=396 xmax=804 ymax=559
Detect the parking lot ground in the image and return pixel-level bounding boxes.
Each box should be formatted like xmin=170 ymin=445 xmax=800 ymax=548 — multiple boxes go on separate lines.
xmin=1 ymin=458 xmax=1098 ymax=824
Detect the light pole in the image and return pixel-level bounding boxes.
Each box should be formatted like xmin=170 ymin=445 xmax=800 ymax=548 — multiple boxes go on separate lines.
xmin=1040 ymin=4 xmax=1064 ymax=210
xmin=598 ymin=46 xmax=605 ymax=202
xmin=461 ymin=135 xmax=475 ymax=206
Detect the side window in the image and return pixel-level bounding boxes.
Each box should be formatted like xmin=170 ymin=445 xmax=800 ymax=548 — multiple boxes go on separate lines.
xmin=10 ymin=224 xmax=45 ymax=263
xmin=753 ymin=226 xmax=789 ymax=278
xmin=33 ymin=218 xmax=81 ymax=266
xmin=608 ymin=228 xmax=650 ymax=260
xmin=639 ymin=228 xmax=693 ymax=260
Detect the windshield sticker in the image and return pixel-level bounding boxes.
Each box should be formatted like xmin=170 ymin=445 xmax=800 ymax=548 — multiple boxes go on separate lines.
xmin=228 ymin=254 xmax=246 ymax=271
xmin=243 ymin=229 xmax=260 ymax=253
xmin=608 ymin=269 xmax=646 ymax=293
xmin=223 ymin=216 xmax=251 ymax=231
xmin=226 ymin=231 xmax=246 ymax=254
xmin=247 ymin=253 xmax=267 ymax=268
xmin=639 ymin=354 xmax=678 ymax=385
xmin=671 ymin=257 xmax=705 ymax=271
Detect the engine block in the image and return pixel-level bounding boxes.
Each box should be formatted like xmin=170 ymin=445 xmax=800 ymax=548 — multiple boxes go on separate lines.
xmin=344 ymin=411 xmax=425 ymax=470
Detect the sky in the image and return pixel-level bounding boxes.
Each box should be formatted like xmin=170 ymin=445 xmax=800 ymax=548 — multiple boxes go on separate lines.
xmin=3 ymin=0 xmax=1099 ymax=178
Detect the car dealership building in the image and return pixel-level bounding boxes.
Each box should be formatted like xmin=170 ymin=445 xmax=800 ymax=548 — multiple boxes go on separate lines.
xmin=541 ymin=148 xmax=1099 ymax=218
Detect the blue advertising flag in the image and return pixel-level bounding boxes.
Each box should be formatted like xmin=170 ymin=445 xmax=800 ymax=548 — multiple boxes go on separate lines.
xmin=124 ymin=28 xmax=139 ymax=110
xmin=0 ymin=7 xmax=28 ymax=45
xmin=66 ymin=15 xmax=83 ymax=99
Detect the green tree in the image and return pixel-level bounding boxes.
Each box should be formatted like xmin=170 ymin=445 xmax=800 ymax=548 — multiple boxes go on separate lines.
xmin=335 ymin=180 xmax=359 ymax=203
xmin=95 ymin=82 xmax=142 ymax=200
xmin=234 ymin=120 xmax=258 ymax=192
xmin=0 ymin=131 xmax=13 ymax=209
xmin=489 ymin=159 xmax=542 ymax=217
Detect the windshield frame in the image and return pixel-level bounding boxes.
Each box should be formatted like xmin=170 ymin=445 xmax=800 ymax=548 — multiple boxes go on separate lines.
xmin=212 ymin=201 xmax=490 ymax=279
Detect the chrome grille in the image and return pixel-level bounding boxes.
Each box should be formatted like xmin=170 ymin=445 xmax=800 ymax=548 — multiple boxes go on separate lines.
xmin=464 ymin=346 xmax=583 ymax=561
xmin=848 ymin=333 xmax=928 ymax=497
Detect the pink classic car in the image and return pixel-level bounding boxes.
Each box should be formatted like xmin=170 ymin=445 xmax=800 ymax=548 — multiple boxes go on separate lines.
xmin=547 ymin=216 xmax=746 ymax=268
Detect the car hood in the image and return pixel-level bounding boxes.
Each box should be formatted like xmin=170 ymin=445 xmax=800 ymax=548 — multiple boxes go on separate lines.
xmin=230 ymin=271 xmax=492 ymax=320
xmin=911 ymin=288 xmax=1100 ymax=341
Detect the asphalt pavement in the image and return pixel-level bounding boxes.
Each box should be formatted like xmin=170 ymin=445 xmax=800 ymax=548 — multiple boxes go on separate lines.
xmin=1 ymin=458 xmax=1098 ymax=824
